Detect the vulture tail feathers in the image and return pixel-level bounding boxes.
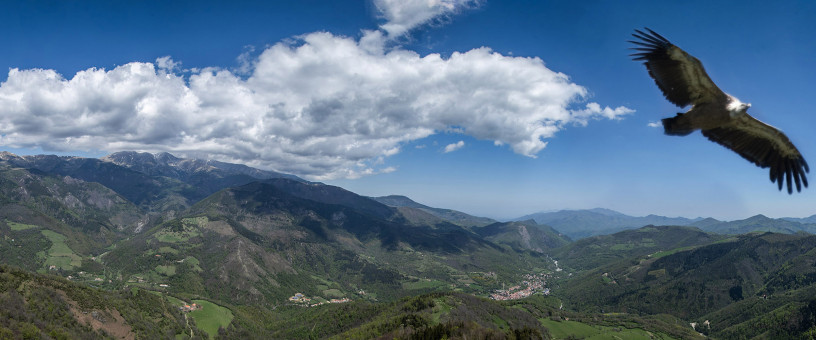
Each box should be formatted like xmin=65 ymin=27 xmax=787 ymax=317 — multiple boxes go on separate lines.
xmin=661 ymin=114 xmax=694 ymax=136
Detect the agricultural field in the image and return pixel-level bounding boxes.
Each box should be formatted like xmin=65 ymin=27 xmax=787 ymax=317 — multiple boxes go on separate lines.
xmin=7 ymin=221 xmax=39 ymax=231
xmin=40 ymin=230 xmax=82 ymax=271
xmin=189 ymin=300 xmax=234 ymax=339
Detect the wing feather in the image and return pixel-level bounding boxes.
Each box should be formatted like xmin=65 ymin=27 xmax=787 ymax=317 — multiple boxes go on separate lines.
xmin=630 ymin=28 xmax=727 ymax=107
xmin=701 ymin=114 xmax=809 ymax=194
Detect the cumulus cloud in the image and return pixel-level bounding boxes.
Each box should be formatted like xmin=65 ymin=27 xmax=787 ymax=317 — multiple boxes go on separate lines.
xmin=444 ymin=140 xmax=465 ymax=153
xmin=374 ymin=0 xmax=481 ymax=38
xmin=0 ymin=32 xmax=631 ymax=180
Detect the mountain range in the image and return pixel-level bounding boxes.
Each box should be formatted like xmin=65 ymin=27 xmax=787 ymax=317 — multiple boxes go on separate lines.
xmin=0 ymin=151 xmax=565 ymax=304
xmin=2 ymin=150 xmax=816 ymax=339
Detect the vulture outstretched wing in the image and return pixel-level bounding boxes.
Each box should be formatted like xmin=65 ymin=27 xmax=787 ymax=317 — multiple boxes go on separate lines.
xmin=702 ymin=114 xmax=809 ymax=194
xmin=629 ymin=28 xmax=727 ymax=107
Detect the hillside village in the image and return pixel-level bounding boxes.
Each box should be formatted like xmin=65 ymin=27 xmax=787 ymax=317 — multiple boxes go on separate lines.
xmin=288 ymin=292 xmax=351 ymax=307
xmin=490 ymin=272 xmax=551 ymax=301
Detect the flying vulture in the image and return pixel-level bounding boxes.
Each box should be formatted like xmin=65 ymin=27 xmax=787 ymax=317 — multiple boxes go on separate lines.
xmin=629 ymin=28 xmax=809 ymax=194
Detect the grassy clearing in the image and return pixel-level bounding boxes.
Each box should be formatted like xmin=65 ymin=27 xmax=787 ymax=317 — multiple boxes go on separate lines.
xmin=156 ymin=265 xmax=177 ymax=276
xmin=165 ymin=294 xmax=186 ymax=307
xmin=185 ymin=256 xmax=203 ymax=272
xmin=540 ymin=318 xmax=668 ymax=340
xmin=7 ymin=221 xmax=39 ymax=231
xmin=183 ymin=216 xmax=209 ymax=227
xmin=651 ymin=246 xmax=696 ymax=259
xmin=430 ymin=298 xmax=453 ymax=324
xmin=158 ymin=246 xmax=179 ymax=254
xmin=40 ymin=230 xmax=82 ymax=270
xmin=189 ymin=300 xmax=233 ymax=339
xmin=403 ymin=279 xmax=447 ymax=291
xmin=156 ymin=229 xmax=200 ymax=243
xmin=155 ymin=218 xmax=204 ymax=243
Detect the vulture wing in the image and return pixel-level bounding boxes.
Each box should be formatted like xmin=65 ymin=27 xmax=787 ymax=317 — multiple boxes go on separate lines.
xmin=702 ymin=113 xmax=809 ymax=194
xmin=630 ymin=28 xmax=727 ymax=107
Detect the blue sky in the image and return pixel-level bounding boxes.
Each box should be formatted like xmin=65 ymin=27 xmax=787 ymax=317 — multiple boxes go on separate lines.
xmin=1 ymin=0 xmax=814 ymax=220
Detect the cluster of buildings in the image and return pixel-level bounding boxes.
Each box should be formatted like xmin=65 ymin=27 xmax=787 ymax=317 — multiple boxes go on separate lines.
xmin=180 ymin=303 xmax=201 ymax=312
xmin=489 ymin=273 xmax=551 ymax=301
xmin=288 ymin=293 xmax=311 ymax=303
xmin=288 ymin=293 xmax=351 ymax=307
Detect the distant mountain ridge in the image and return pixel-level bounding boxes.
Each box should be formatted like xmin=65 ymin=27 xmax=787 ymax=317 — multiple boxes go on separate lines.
xmin=102 ymin=151 xmax=303 ymax=183
xmin=515 ymin=209 xmax=703 ymax=239
xmin=518 ymin=208 xmax=816 ymax=239
xmin=692 ymin=214 xmax=816 ymax=234
xmin=782 ymin=214 xmax=816 ymax=224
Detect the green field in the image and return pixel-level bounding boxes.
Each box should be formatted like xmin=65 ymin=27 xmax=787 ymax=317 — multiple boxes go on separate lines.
xmin=158 ymin=246 xmax=179 ymax=254
xmin=185 ymin=256 xmax=203 ymax=272
xmin=7 ymin=221 xmax=39 ymax=231
xmin=189 ymin=300 xmax=233 ymax=339
xmin=402 ymin=279 xmax=447 ymax=291
xmin=155 ymin=218 xmax=204 ymax=243
xmin=40 ymin=230 xmax=82 ymax=270
xmin=156 ymin=265 xmax=177 ymax=276
xmin=540 ymin=318 xmax=671 ymax=340
xmin=651 ymin=246 xmax=696 ymax=259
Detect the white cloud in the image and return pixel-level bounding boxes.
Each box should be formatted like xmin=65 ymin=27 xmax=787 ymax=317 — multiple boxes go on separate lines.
xmin=444 ymin=140 xmax=465 ymax=153
xmin=0 ymin=31 xmax=631 ymax=180
xmin=374 ymin=0 xmax=481 ymax=38
xmin=155 ymin=56 xmax=180 ymax=72
xmin=647 ymin=121 xmax=662 ymax=128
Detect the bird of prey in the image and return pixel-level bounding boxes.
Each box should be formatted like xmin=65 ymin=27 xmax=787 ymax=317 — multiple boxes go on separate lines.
xmin=629 ymin=28 xmax=808 ymax=194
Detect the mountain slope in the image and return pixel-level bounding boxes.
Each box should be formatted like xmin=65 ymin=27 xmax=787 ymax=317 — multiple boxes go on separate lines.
xmin=552 ymin=225 xmax=723 ymax=271
xmin=103 ymin=179 xmax=556 ymax=305
xmin=242 ymin=293 xmax=702 ymax=340
xmin=0 ymin=264 xmax=205 ymax=339
xmin=556 ymin=232 xmax=816 ymax=338
xmin=472 ymin=220 xmax=570 ymax=252
xmin=372 ymin=195 xmax=496 ymax=227
xmin=0 ymin=163 xmax=151 ymax=277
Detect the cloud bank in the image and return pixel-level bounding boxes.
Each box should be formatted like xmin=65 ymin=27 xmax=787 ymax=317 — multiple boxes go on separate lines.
xmin=0 ymin=2 xmax=632 ymax=180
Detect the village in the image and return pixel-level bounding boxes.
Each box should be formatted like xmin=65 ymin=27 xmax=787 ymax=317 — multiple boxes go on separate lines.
xmin=288 ymin=292 xmax=352 ymax=307
xmin=489 ymin=272 xmax=551 ymax=301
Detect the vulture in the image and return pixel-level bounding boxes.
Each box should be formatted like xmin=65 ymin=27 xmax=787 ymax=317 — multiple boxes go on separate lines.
xmin=630 ymin=28 xmax=809 ymax=194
